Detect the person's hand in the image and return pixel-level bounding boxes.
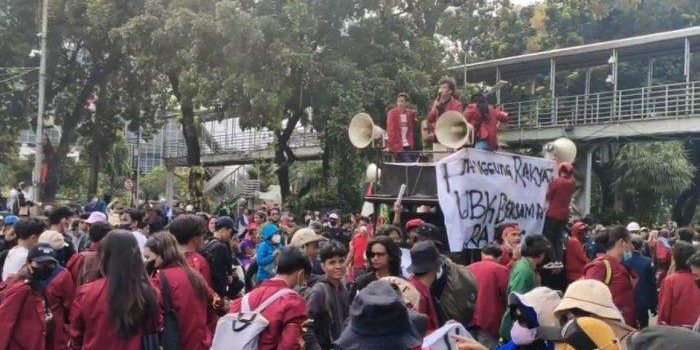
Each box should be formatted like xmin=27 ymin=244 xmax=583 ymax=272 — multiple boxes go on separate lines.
xmin=450 ymin=335 xmax=488 ymax=350
xmin=513 ymin=244 xmax=522 ymax=261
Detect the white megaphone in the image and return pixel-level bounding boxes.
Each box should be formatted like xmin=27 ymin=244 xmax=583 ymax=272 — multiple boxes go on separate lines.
xmin=365 ymin=163 xmax=381 ymax=183
xmin=435 ymin=110 xmax=475 ymax=149
xmin=348 ymin=112 xmax=385 ymax=149
xmin=543 ymin=138 xmax=577 ymax=163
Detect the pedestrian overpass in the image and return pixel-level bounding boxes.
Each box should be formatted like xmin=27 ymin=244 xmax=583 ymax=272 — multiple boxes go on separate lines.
xmin=448 ymin=26 xmax=700 ymax=216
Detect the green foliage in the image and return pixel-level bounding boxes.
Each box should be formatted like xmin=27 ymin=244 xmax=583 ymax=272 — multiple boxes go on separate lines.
xmin=139 ymin=165 xmax=186 ymax=201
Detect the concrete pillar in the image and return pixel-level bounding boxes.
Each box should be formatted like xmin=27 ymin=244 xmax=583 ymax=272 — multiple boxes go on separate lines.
xmin=165 ymin=166 xmax=175 ymax=207
xmin=573 ymin=147 xmax=593 ymax=219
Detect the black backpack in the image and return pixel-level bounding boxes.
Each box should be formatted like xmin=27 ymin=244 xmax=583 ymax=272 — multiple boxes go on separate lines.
xmin=159 ymin=271 xmax=181 ymax=350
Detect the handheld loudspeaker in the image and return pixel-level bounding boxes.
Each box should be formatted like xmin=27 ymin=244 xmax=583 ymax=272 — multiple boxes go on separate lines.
xmin=348 ymin=113 xmax=385 ymax=149
xmin=435 ymin=111 xmax=474 ymax=149
xmin=543 ymin=138 xmax=577 ymax=163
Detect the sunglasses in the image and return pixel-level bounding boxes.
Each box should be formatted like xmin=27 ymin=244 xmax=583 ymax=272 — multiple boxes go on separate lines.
xmin=368 ymin=251 xmax=387 ymax=258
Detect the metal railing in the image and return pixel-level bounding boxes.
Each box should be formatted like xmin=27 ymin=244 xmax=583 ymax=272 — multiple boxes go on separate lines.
xmin=501 ymin=81 xmax=700 ymax=129
xmin=164 ymin=128 xmax=320 ymax=159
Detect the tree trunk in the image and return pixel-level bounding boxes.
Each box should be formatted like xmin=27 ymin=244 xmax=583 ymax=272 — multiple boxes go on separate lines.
xmin=168 ymin=72 xmax=206 ymax=211
xmin=43 ymin=55 xmax=119 ymax=202
xmin=87 ymin=150 xmax=101 ymax=199
xmin=673 ymin=139 xmax=700 ymax=225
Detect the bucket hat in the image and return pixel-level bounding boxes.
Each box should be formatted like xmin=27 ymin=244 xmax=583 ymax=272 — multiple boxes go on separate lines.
xmin=553 ymin=279 xmax=624 ymax=322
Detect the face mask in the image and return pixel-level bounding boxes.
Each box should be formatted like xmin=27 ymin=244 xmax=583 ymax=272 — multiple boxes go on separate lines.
xmin=145 ymin=260 xmax=156 ymax=275
xmin=271 ymin=234 xmax=281 ymax=244
xmin=510 ymin=321 xmax=537 ymax=345
xmin=32 ymin=265 xmax=53 ymax=280
xmin=623 ymin=250 xmax=633 ymax=262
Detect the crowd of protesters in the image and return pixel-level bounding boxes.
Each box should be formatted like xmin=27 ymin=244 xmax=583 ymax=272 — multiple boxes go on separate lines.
xmin=0 ymin=191 xmax=700 ymax=350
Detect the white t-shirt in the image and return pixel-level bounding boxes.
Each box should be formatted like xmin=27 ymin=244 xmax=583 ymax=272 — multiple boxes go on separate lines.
xmin=132 ymin=230 xmax=148 ymax=259
xmin=2 ymin=246 xmax=28 ymax=281
xmin=400 ymin=247 xmax=412 ymax=278
xmin=400 ymin=113 xmax=409 ymax=147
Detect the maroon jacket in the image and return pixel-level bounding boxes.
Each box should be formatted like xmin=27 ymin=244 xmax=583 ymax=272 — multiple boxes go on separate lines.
xmin=184 ymin=250 xmax=214 ymax=289
xmin=658 ymin=270 xmax=700 ymax=327
xmin=468 ymin=258 xmax=509 ymax=338
xmin=546 ymin=169 xmax=576 ymax=220
xmin=410 ymin=277 xmax=440 ymax=335
xmin=0 ymin=281 xmax=48 ymax=350
xmin=69 ymin=278 xmax=162 ymax=350
xmin=45 ymin=268 xmax=76 ymax=350
xmin=565 ymin=223 xmax=589 ymax=282
xmin=229 ymin=278 xmax=307 ymax=350
xmin=152 ymin=265 xmax=212 ymax=350
xmin=427 ymin=97 xmax=463 ymax=131
xmin=386 ymin=108 xmax=418 ymax=153
xmin=465 ymin=103 xmax=509 ymax=149
xmin=583 ymin=255 xmax=638 ymax=327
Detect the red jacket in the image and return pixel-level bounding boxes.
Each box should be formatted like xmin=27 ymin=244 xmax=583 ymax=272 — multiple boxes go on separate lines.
xmin=565 ymin=224 xmax=589 ymax=282
xmin=465 ymin=103 xmax=509 ymax=149
xmin=45 ymin=268 xmax=76 ymax=350
xmin=410 ymin=277 xmax=440 ymax=335
xmin=427 ymin=97 xmax=463 ymax=130
xmin=468 ymin=259 xmax=509 ymax=338
xmin=658 ymin=270 xmax=700 ymax=327
xmin=69 ymin=278 xmax=162 ymax=350
xmin=228 ymin=278 xmax=307 ymax=350
xmin=66 ymin=243 xmax=100 ymax=288
xmin=185 ymin=250 xmax=214 ymax=289
xmin=583 ymin=255 xmax=637 ymax=327
xmin=546 ymin=174 xmax=576 ymax=220
xmin=0 ymin=281 xmax=49 ymax=350
xmin=386 ymin=108 xmax=418 ymax=153
xmin=152 ymin=265 xmax=212 ymax=350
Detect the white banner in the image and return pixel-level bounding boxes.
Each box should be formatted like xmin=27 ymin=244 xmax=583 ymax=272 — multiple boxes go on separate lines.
xmin=435 ymin=149 xmax=556 ymax=251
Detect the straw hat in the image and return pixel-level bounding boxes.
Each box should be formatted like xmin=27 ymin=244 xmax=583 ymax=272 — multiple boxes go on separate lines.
xmin=553 ymin=279 xmax=624 ymax=322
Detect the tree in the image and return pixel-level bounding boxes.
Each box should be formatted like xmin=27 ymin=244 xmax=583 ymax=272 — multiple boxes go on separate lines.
xmin=118 ymin=0 xmax=234 ymax=211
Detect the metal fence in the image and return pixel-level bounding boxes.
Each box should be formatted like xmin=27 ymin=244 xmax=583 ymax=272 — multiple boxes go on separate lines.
xmin=501 ymin=81 xmax=700 ymax=129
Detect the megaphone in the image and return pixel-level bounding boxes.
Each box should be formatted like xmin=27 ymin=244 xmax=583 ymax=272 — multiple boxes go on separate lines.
xmin=348 ymin=112 xmax=385 ymax=149
xmin=543 ymin=138 xmax=577 ymax=163
xmin=435 ymin=111 xmax=474 ymax=149
xmin=365 ymin=163 xmax=381 ymax=183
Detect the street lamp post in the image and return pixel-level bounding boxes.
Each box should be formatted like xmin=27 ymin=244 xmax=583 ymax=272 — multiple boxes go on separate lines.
xmin=33 ymin=0 xmax=49 ymax=203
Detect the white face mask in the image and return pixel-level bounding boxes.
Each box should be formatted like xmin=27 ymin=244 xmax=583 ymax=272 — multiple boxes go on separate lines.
xmin=271 ymin=234 xmax=282 ymax=244
xmin=510 ymin=321 xmax=537 ymax=345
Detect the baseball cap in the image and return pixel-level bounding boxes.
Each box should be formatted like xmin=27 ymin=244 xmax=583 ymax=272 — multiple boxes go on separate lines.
xmin=405 ymin=218 xmax=424 ymax=231
xmin=561 ymin=317 xmax=620 ymax=350
xmin=3 ymin=215 xmax=19 ymax=226
xmin=84 ymin=211 xmax=107 ymax=224
xmin=38 ymin=230 xmax=69 ymax=249
xmin=27 ymin=243 xmax=58 ymax=263
xmin=329 ymin=213 xmax=339 ymax=220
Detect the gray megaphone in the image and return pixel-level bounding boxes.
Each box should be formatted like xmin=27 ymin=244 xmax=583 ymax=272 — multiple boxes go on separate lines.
xmin=543 ymin=138 xmax=577 ymax=163
xmin=348 ymin=112 xmax=385 ymax=149
xmin=435 ymin=110 xmax=474 ymax=149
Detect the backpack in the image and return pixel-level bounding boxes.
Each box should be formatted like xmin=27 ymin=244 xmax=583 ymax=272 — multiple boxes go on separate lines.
xmin=654 ymin=242 xmax=672 ymax=266
xmin=159 ymin=271 xmax=181 ymax=350
xmin=77 ymin=251 xmax=100 ymax=286
xmin=211 ymin=288 xmax=296 ymax=350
